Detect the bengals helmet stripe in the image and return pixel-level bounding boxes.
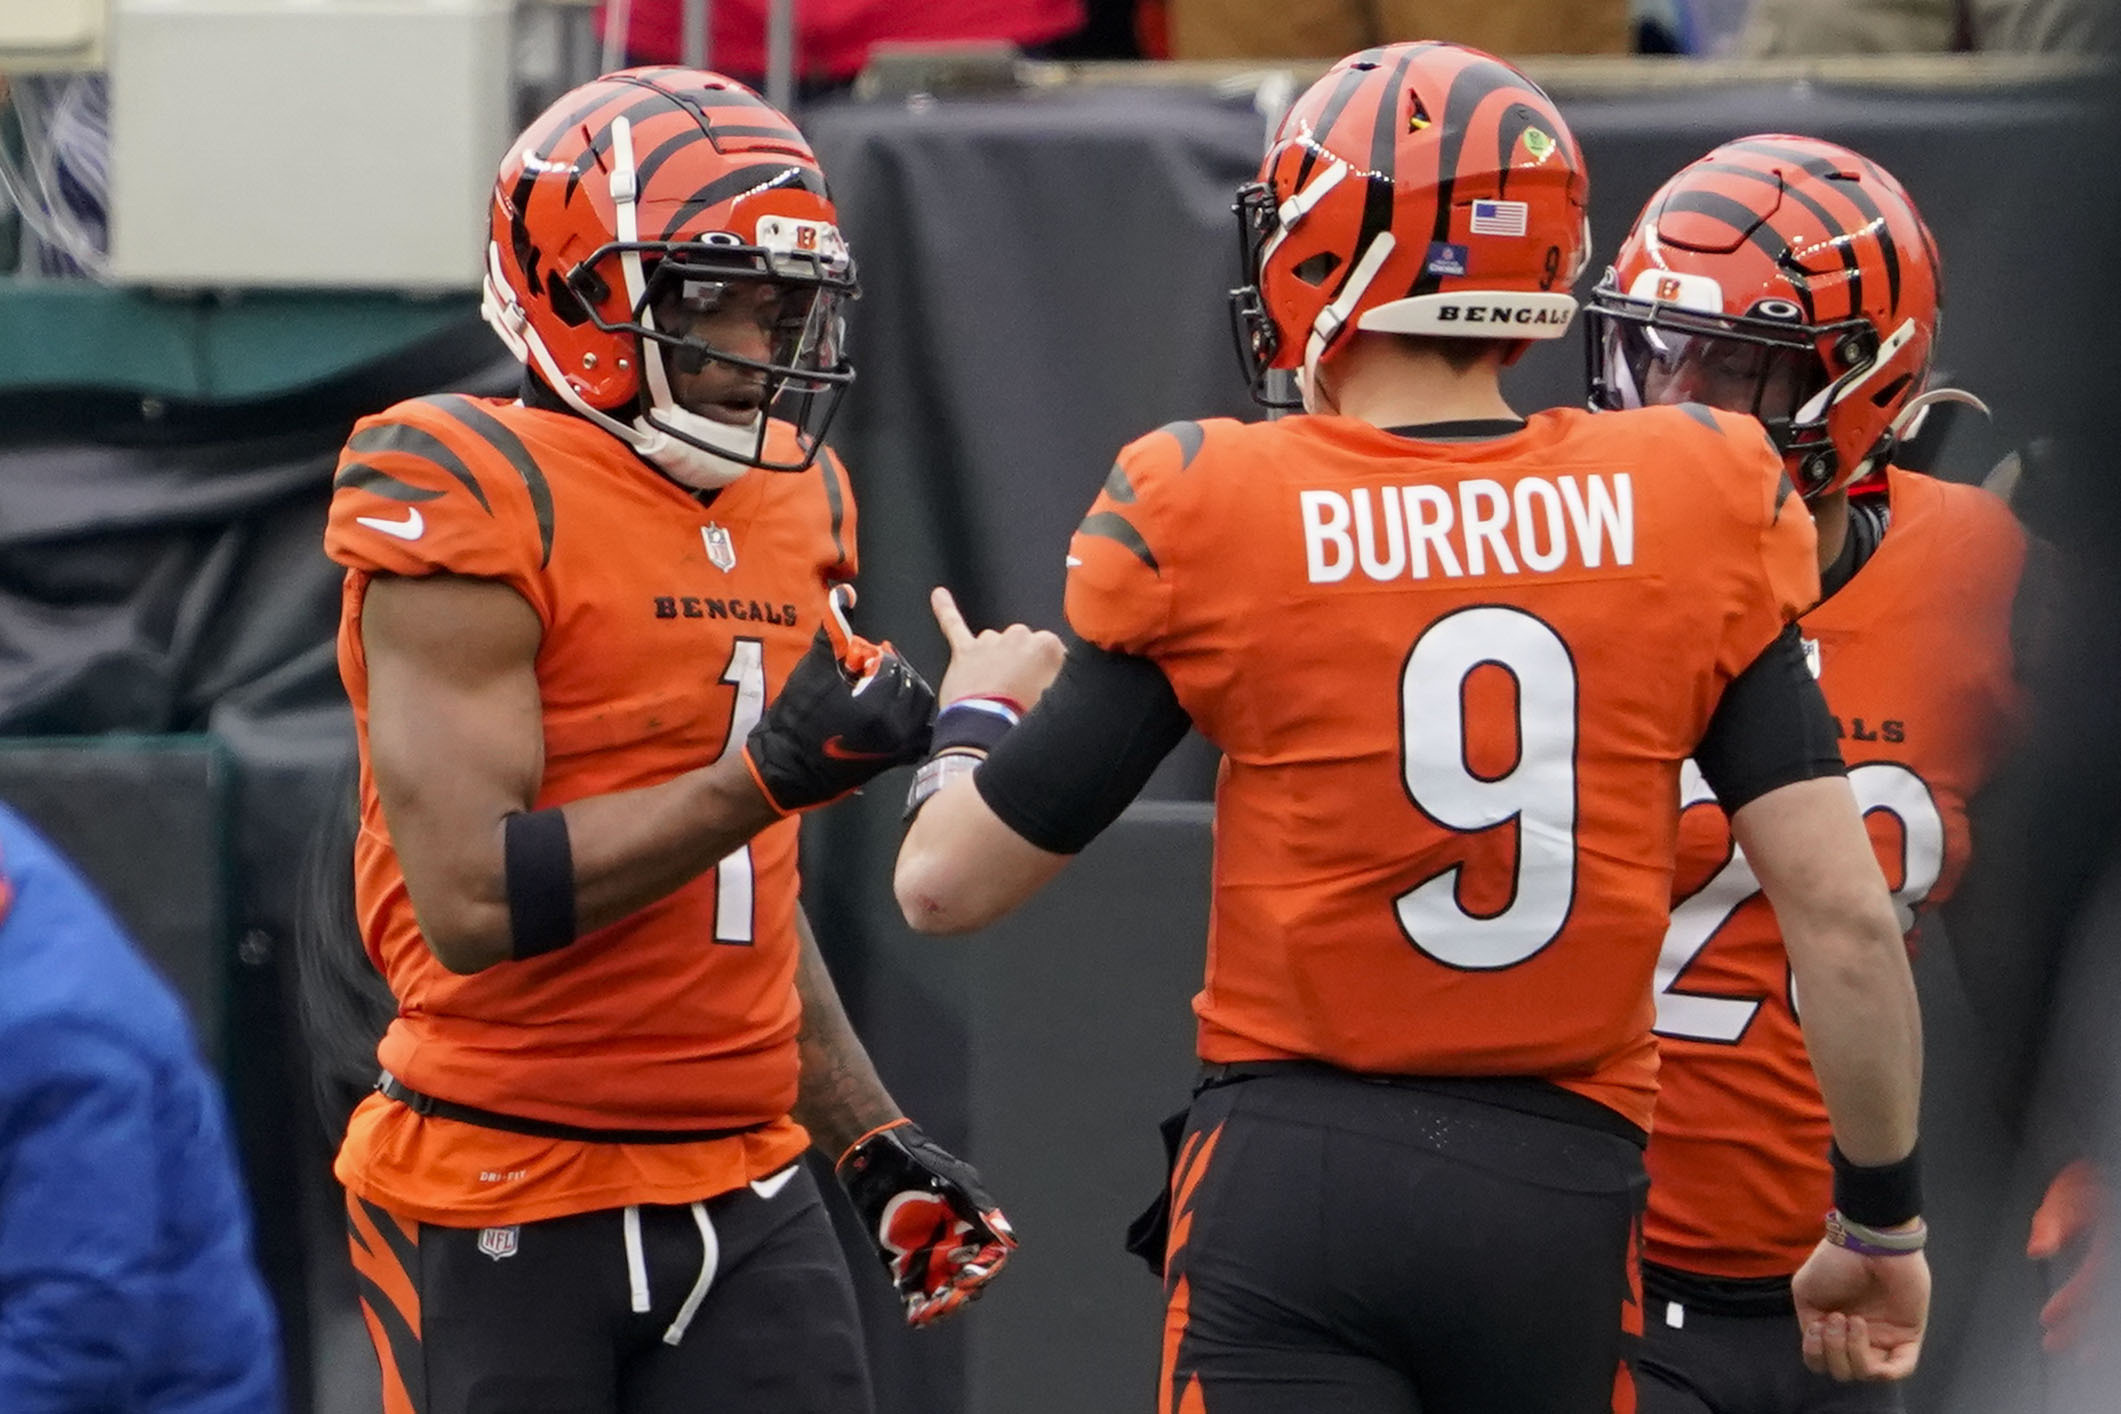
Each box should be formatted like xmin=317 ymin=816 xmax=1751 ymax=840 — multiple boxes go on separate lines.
xmin=1343 ymin=49 xmax=1419 ymax=300
xmin=1410 ymin=54 xmax=1577 ymax=300
xmin=1728 ymin=139 xmax=1902 ymax=311
xmin=1291 ymin=48 xmax=1391 ymax=193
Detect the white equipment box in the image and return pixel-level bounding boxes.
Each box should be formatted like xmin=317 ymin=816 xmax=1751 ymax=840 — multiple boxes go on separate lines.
xmin=0 ymin=0 xmax=108 ymax=70
xmin=109 ymin=0 xmax=515 ymax=290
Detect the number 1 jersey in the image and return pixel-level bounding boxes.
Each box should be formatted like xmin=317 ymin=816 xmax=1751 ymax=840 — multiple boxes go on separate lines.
xmin=323 ymin=395 xmax=855 ymax=1224
xmin=1646 ymin=467 xmax=2028 ymax=1277
xmin=1064 ymin=405 xmax=1818 ymax=1132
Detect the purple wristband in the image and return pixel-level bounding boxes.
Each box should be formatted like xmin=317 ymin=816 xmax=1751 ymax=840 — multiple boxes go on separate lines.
xmin=1823 ymin=1209 xmax=1927 ymax=1257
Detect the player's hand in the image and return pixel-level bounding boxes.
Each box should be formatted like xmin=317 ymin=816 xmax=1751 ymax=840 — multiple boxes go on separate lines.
xmin=2028 ymin=1159 xmax=2107 ymax=1356
xmin=742 ymin=624 xmax=934 ymax=813
xmin=836 ymin=1119 xmax=1017 ymax=1328
xmin=930 ymin=587 xmax=1065 ymax=713
xmin=1793 ymin=1238 xmax=1929 ymax=1381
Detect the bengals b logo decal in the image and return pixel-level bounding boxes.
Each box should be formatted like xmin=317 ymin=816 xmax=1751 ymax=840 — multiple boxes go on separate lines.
xmin=1655 ymin=276 xmax=1683 ymax=303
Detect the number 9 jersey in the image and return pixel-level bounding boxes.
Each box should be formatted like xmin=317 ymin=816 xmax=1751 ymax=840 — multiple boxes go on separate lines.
xmin=1065 ymin=403 xmax=1819 ymax=1132
xmin=1647 ymin=466 xmax=2028 ymax=1278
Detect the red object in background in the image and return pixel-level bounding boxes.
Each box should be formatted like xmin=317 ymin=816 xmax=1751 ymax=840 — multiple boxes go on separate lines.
xmin=1135 ymin=0 xmax=1168 ymax=58
xmin=2029 ymin=1159 xmax=2109 ymax=1357
xmin=602 ymin=0 xmax=1087 ymax=83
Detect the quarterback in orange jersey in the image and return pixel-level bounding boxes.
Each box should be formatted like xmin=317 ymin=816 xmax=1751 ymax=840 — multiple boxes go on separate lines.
xmin=1587 ymin=136 xmax=2031 ymax=1413
xmin=893 ymin=43 xmax=1927 ymax=1414
xmin=322 ymin=70 xmax=1012 ymax=1414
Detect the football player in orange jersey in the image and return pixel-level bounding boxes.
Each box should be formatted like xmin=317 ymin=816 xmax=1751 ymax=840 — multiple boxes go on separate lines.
xmin=321 ymin=69 xmax=1012 ymax=1414
xmin=1585 ymin=135 xmax=2033 ymax=1413
xmin=892 ymin=43 xmax=1928 ymax=1413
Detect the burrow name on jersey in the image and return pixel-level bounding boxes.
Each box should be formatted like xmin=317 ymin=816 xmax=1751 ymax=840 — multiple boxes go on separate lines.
xmin=1300 ymin=473 xmax=1634 ymax=584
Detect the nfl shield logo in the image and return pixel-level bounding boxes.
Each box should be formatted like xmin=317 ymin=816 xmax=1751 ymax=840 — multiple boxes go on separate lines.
xmin=702 ymin=523 xmax=738 ymax=573
xmin=1801 ymin=637 xmax=1822 ymax=680
xmin=477 ymin=1226 xmax=520 ymax=1261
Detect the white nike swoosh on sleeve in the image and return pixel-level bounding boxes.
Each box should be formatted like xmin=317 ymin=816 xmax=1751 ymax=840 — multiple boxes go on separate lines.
xmin=355 ymin=508 xmax=426 ymax=541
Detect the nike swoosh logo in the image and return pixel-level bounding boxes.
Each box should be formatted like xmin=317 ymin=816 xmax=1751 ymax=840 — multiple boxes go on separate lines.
xmin=822 ymin=737 xmax=895 ymax=762
xmin=750 ymin=1166 xmax=798 ymax=1201
xmin=355 ymin=508 xmax=425 ymax=541
xmin=1065 ymin=555 xmax=1083 ymax=567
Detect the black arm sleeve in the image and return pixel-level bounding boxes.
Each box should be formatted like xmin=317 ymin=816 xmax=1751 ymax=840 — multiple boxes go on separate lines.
xmin=1694 ymin=623 xmax=1847 ymax=812
xmin=972 ymin=637 xmax=1195 ymax=855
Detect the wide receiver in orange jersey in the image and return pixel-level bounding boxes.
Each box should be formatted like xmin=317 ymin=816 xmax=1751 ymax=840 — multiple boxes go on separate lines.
xmin=1585 ymin=138 xmax=2031 ymax=1412
xmin=322 ymin=70 xmax=1013 ymax=1414
xmin=894 ymin=43 xmax=1927 ymax=1413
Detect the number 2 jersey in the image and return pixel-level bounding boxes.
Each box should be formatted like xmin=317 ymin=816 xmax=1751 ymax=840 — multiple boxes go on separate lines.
xmin=1646 ymin=466 xmax=2028 ymax=1278
xmin=1063 ymin=404 xmax=1819 ymax=1132
xmin=322 ymin=394 xmax=856 ymax=1226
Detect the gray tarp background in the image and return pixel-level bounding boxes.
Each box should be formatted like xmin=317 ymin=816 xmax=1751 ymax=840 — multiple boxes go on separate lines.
xmin=0 ymin=73 xmax=2113 ymax=1413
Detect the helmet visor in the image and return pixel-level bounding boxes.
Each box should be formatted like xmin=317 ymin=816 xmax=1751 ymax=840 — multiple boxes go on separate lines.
xmin=1593 ymin=309 xmax=1827 ymax=448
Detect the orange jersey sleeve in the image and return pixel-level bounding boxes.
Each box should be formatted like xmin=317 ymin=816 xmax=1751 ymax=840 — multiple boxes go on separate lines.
xmin=1064 ymin=420 xmax=1217 ymax=655
xmin=324 ymin=394 xmax=559 ymax=622
xmin=1704 ymin=406 xmax=1820 ymax=682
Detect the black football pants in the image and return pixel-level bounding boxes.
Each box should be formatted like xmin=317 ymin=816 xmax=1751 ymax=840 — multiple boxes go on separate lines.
xmin=1636 ymin=1276 xmax=1904 ymax=1414
xmin=1157 ymin=1064 xmax=1650 ymax=1414
xmin=347 ymin=1162 xmax=872 ymax=1414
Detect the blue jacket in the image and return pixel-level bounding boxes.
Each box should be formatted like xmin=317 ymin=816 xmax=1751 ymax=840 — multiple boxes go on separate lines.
xmin=0 ymin=805 xmax=281 ymax=1413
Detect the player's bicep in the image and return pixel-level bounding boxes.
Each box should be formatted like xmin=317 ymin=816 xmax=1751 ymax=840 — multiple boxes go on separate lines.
xmin=361 ymin=573 xmax=544 ymax=961
xmin=1694 ymin=624 xmax=1844 ymax=811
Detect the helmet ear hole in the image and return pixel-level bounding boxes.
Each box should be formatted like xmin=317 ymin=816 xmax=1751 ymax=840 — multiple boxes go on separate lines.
xmin=1292 ymin=252 xmax=1343 ymax=287
xmin=1869 ymin=373 xmax=1913 ymax=408
xmin=547 ymin=272 xmax=592 ymax=328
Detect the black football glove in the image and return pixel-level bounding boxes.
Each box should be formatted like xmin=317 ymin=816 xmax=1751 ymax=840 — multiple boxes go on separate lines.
xmin=837 ymin=1120 xmax=1017 ymax=1328
xmin=743 ymin=625 xmax=934 ymax=813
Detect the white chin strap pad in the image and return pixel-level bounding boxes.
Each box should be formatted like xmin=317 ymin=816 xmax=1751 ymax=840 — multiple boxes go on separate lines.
xmin=633 ymin=408 xmax=767 ymax=490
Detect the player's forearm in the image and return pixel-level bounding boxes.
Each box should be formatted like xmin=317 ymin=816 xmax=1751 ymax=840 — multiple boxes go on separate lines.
xmin=896 ymin=777 xmax=1069 ymax=935
xmin=1730 ymin=776 xmax=1922 ymax=1165
xmin=560 ymin=754 xmax=783 ymax=934
xmin=790 ymin=909 xmax=901 ymax=1157
xmin=421 ymin=754 xmax=780 ymax=973
xmin=1792 ymin=913 xmax=1923 ymax=1166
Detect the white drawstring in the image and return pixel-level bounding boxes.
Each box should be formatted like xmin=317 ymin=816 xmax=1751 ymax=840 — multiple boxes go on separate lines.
xmin=623 ymin=1205 xmax=651 ymax=1314
xmin=663 ymin=1201 xmax=720 ymax=1346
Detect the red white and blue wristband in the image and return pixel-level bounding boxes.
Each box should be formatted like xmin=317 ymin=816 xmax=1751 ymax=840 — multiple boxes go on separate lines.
xmin=902 ymin=696 xmax=1025 ymax=822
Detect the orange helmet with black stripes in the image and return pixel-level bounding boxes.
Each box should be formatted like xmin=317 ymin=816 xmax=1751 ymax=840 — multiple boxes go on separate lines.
xmin=481 ymin=68 xmax=856 ymax=487
xmin=1587 ymin=134 xmax=1944 ymax=498
xmin=1230 ymin=42 xmax=1591 ymax=409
